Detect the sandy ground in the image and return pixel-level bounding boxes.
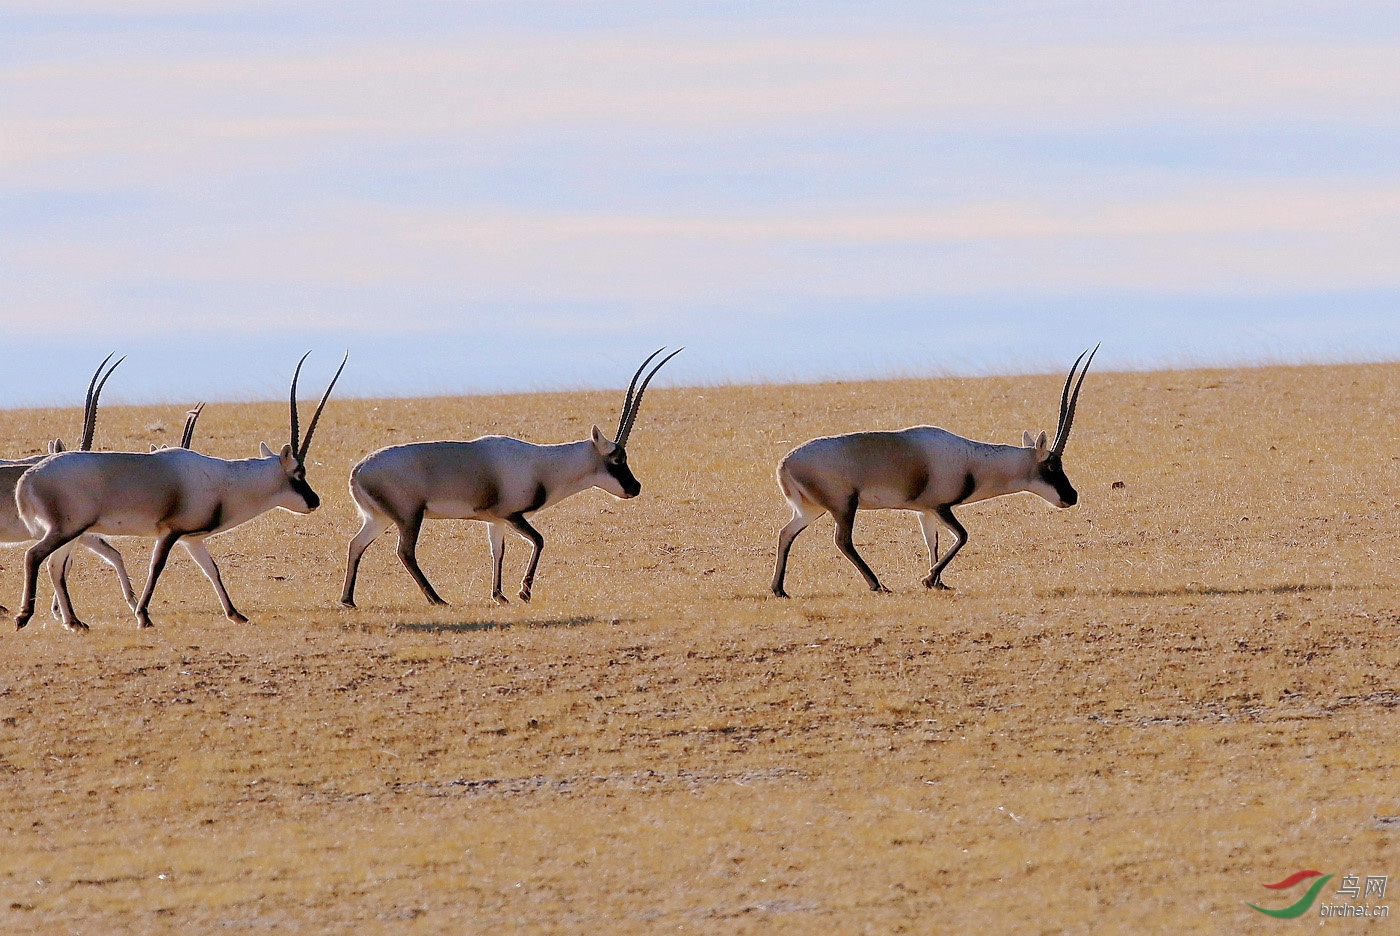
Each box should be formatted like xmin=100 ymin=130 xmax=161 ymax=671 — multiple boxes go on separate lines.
xmin=0 ymin=361 xmax=1396 ymax=934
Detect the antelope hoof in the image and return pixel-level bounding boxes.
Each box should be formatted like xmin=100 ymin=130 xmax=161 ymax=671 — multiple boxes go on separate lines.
xmin=137 ymin=616 xmax=154 ymax=629
xmin=491 ymin=593 xmax=509 ymax=606
xmin=15 ymin=613 xmax=31 ymax=630
xmin=771 ymin=588 xmax=789 ymax=599
xmin=922 ymin=574 xmax=952 ymax=591
xmin=339 ymin=597 xmax=357 ymax=609
xmin=872 ymin=583 xmax=891 ymax=594
xmin=64 ymin=619 xmax=90 ymax=633
xmin=228 ymin=611 xmax=249 ymax=624
xmin=517 ymin=587 xmax=532 ymax=603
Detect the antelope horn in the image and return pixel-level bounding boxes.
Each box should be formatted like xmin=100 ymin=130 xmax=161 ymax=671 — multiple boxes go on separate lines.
xmin=295 ymin=351 xmax=349 ymax=463
xmin=289 ymin=351 xmax=311 ymax=455
xmin=181 ymin=402 xmax=205 ymax=449
xmin=616 ymin=347 xmax=683 ymax=449
xmin=1051 ymin=344 xmax=1098 ymax=456
xmin=614 ymin=347 xmax=666 ymax=444
xmin=81 ymin=353 xmax=124 ymax=451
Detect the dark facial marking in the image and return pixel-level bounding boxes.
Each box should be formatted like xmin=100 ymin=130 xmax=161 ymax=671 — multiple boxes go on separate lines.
xmin=605 ymin=449 xmax=641 ymax=497
xmin=1038 ymin=454 xmax=1078 ymax=506
xmin=289 ymin=469 xmax=320 ymax=511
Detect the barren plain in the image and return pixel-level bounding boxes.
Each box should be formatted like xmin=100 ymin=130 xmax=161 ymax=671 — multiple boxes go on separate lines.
xmin=0 ymin=362 xmax=1396 ymax=934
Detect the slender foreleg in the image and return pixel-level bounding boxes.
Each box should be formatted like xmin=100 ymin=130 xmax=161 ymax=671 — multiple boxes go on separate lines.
xmin=923 ymin=505 xmax=968 ymax=590
xmin=506 ymin=513 xmax=545 ymax=603
xmin=832 ymin=492 xmax=888 ymax=594
xmin=395 ymin=507 xmax=447 ymax=606
xmin=79 ymin=533 xmax=137 ymax=611
xmin=340 ymin=509 xmax=392 ymax=608
xmin=133 ymin=530 xmax=183 ymax=628
xmin=17 ymin=527 xmax=85 ymax=629
xmin=181 ymin=538 xmax=247 ymax=623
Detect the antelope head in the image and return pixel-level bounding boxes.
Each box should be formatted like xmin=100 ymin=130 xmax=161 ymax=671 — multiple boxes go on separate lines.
xmin=1023 ymin=345 xmax=1097 ymax=508
xmin=590 ymin=347 xmax=682 ymax=499
xmin=258 ymin=352 xmax=347 ymax=513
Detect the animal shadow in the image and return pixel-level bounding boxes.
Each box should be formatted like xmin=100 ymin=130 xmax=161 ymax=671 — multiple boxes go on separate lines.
xmin=393 ymin=615 xmax=599 ymax=634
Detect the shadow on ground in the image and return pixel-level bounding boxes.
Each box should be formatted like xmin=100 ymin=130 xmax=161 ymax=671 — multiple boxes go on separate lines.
xmin=393 ymin=616 xmax=599 ymax=633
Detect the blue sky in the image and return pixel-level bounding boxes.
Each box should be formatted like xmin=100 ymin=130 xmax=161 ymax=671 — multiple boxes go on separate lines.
xmin=2 ymin=1 xmax=1398 ymax=406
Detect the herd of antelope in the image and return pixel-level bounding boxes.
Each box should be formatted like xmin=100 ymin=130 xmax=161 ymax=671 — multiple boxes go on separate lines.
xmin=0 ymin=346 xmax=1096 ymax=633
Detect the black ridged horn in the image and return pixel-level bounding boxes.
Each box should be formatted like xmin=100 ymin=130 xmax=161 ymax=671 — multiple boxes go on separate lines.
xmin=181 ymin=402 xmax=205 ymax=449
xmin=1050 ymin=344 xmax=1098 ymax=456
xmin=81 ymin=353 xmax=124 ymax=451
xmin=615 ymin=347 xmax=683 ymax=449
xmin=291 ymin=351 xmax=348 ymax=463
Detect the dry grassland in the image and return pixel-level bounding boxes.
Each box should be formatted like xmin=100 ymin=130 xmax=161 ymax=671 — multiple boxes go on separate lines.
xmin=0 ymin=362 xmax=1397 ymax=934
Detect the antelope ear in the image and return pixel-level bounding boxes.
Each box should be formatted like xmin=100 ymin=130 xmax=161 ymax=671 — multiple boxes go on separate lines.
xmin=1022 ymin=431 xmax=1035 ymax=448
xmin=260 ymin=441 xmax=275 ymax=458
xmin=1032 ymin=430 xmax=1051 ymax=462
xmin=590 ymin=425 xmax=618 ymax=456
xmin=50 ymin=438 xmax=66 ymax=453
xmin=149 ymin=443 xmax=159 ymax=452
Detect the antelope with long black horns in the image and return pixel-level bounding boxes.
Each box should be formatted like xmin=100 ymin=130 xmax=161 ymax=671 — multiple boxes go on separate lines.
xmin=771 ymin=346 xmax=1097 ymax=598
xmin=13 ymin=352 xmax=347 ymax=631
xmin=0 ymin=354 xmax=140 ymax=617
xmin=340 ymin=347 xmax=682 ymax=608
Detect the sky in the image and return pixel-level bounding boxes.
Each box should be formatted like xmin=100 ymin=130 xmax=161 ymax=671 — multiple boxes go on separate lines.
xmin=2 ymin=1 xmax=1398 ymax=407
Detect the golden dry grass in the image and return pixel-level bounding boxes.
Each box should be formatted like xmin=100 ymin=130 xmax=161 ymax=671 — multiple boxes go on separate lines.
xmin=0 ymin=362 xmax=1396 ymax=934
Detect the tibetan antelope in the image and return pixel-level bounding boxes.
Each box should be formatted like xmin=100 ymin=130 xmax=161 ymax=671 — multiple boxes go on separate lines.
xmin=0 ymin=355 xmax=138 ymax=616
xmin=13 ymin=353 xmax=346 ymax=631
xmin=40 ymin=401 xmax=209 ymax=616
xmin=340 ymin=347 xmax=682 ymax=608
xmin=770 ymin=347 xmax=1097 ymax=597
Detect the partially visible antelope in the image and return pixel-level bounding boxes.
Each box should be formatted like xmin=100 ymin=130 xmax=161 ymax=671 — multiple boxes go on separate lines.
xmin=148 ymin=403 xmax=205 ymax=452
xmin=341 ymin=348 xmax=682 ymax=608
xmin=0 ymin=352 xmax=124 ymax=467
xmin=14 ymin=353 xmax=346 ymax=631
xmin=0 ymin=355 xmax=137 ymax=616
xmin=771 ymin=347 xmax=1097 ymax=597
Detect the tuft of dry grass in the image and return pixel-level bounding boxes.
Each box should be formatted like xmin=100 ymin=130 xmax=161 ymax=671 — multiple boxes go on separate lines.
xmin=0 ymin=362 xmax=1397 ymax=933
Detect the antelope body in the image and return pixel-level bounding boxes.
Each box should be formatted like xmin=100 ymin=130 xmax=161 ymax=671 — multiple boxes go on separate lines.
xmin=13 ymin=354 xmax=345 ymax=631
xmin=341 ymin=348 xmax=681 ymax=607
xmin=771 ymin=348 xmax=1097 ymax=597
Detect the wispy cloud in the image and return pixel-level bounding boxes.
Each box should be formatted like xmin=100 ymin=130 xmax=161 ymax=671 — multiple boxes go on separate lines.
xmin=4 ymin=34 xmax=1399 ymax=187
xmin=0 ymin=3 xmax=1397 ymax=401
